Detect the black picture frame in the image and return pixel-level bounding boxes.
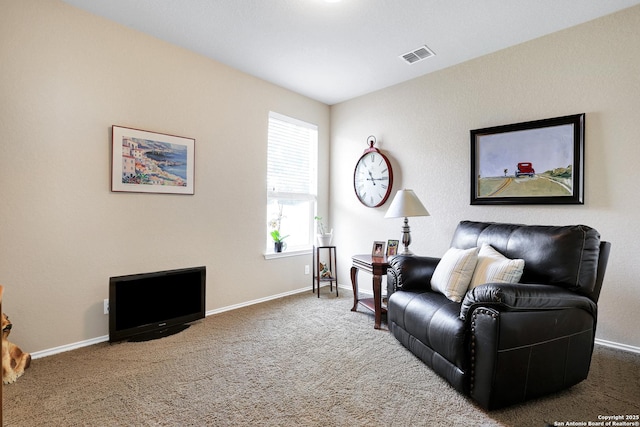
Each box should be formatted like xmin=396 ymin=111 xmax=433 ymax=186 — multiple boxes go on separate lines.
xmin=386 ymin=240 xmax=399 ymax=257
xmin=470 ymin=113 xmax=584 ymax=205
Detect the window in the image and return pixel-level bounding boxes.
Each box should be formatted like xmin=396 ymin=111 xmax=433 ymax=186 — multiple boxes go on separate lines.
xmin=266 ymin=112 xmax=318 ymax=253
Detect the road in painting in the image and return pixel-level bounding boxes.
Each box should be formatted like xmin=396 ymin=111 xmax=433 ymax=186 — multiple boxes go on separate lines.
xmin=476 ymin=124 xmax=574 ymax=198
xmin=121 ymin=137 xmax=188 ymax=187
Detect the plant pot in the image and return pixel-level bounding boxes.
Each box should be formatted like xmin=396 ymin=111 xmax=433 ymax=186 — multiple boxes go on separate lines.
xmin=274 ymin=241 xmax=285 ymax=253
xmin=317 ymin=233 xmax=333 ymax=246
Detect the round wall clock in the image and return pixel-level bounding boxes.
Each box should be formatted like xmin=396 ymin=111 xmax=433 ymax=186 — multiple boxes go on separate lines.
xmin=353 ymin=136 xmax=394 ymax=208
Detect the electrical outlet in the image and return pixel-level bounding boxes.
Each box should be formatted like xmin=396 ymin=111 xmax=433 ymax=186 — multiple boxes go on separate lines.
xmin=304 ymin=265 xmax=310 ymax=275
xmin=104 ymin=299 xmax=109 ymax=315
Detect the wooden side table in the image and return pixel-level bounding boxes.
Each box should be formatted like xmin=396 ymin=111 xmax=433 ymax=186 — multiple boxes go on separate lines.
xmin=312 ymin=245 xmax=338 ymax=297
xmin=350 ymin=254 xmax=389 ymax=329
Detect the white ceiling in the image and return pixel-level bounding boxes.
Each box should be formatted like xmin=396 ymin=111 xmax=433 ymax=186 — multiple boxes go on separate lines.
xmin=61 ymin=0 xmax=640 ymax=105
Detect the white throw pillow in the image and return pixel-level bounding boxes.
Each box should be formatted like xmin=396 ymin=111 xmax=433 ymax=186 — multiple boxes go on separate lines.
xmin=430 ymin=247 xmax=480 ymax=302
xmin=468 ymin=243 xmax=525 ymax=291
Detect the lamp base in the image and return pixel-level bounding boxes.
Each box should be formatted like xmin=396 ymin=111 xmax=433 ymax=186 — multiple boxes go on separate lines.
xmin=400 ymin=217 xmax=415 ymax=255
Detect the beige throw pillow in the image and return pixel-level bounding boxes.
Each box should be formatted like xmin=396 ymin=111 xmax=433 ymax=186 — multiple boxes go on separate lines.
xmin=430 ymin=246 xmax=480 ymax=302
xmin=468 ymin=243 xmax=525 ymax=291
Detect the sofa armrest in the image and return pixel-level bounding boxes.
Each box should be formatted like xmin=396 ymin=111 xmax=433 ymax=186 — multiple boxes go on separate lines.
xmin=459 ymin=283 xmax=597 ymax=321
xmin=387 ymin=255 xmax=440 ymax=295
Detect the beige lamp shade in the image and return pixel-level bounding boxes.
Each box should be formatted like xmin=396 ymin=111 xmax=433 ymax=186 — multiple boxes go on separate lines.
xmin=384 ymin=189 xmax=430 ymax=218
xmin=384 ymin=189 xmax=429 ymax=255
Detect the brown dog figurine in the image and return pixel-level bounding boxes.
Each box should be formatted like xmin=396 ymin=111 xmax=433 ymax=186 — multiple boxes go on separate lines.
xmin=319 ymin=262 xmax=332 ymax=278
xmin=2 ymin=313 xmax=31 ymax=384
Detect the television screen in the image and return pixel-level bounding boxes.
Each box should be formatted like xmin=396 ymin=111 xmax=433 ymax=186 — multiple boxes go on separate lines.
xmin=109 ymin=266 xmax=206 ymax=342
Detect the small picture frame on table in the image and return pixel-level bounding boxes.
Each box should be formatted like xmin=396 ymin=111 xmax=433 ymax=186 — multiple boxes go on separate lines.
xmin=386 ymin=240 xmax=399 ymax=257
xmin=372 ymin=241 xmax=385 ymax=257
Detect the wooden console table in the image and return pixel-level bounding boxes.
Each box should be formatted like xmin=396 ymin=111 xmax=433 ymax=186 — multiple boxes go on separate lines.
xmin=350 ymin=254 xmax=389 ymax=329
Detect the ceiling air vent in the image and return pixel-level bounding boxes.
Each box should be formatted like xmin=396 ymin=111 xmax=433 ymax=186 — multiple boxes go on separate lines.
xmin=400 ymin=45 xmax=435 ymax=65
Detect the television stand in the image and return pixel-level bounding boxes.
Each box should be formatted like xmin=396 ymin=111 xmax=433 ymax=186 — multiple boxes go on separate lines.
xmin=127 ymin=324 xmax=190 ymax=342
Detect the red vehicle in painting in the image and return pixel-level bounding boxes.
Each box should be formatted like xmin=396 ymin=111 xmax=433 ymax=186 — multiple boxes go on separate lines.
xmin=515 ymin=162 xmax=535 ymax=177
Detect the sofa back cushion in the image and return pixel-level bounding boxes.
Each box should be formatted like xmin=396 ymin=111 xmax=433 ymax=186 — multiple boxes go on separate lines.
xmin=450 ymin=221 xmax=602 ymax=301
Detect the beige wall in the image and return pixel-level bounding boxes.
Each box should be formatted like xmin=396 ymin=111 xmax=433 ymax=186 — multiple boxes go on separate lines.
xmin=0 ymin=0 xmax=330 ymax=352
xmin=330 ymin=5 xmax=640 ymax=349
xmin=3 ymin=0 xmax=639 ymax=354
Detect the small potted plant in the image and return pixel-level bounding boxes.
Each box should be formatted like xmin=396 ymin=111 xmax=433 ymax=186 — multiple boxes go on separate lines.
xmin=270 ymin=229 xmax=288 ymax=252
xmin=269 ymin=204 xmax=289 ymax=252
xmin=315 ymin=216 xmax=333 ymax=246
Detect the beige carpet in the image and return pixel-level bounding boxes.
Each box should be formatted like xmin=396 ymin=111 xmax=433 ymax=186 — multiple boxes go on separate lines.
xmin=4 ymin=289 xmax=640 ymax=426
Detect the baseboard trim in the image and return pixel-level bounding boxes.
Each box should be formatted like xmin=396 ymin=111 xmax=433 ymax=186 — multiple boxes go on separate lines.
xmin=31 ymin=286 xmax=640 ymax=359
xmin=31 ymin=286 xmax=312 ymax=359
xmin=595 ymin=338 xmax=640 ymax=354
xmin=32 ymin=335 xmax=109 ymax=359
xmin=204 ymin=287 xmax=309 ymax=316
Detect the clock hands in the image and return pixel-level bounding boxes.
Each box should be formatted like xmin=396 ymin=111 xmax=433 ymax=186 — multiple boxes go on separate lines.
xmin=363 ymin=169 xmax=388 ymax=184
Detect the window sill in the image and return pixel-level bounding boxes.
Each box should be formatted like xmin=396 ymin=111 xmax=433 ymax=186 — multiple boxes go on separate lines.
xmin=264 ymin=247 xmax=312 ymax=260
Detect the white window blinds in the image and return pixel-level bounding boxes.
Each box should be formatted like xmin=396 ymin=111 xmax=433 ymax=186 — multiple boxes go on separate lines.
xmin=267 ymin=112 xmax=317 ymax=196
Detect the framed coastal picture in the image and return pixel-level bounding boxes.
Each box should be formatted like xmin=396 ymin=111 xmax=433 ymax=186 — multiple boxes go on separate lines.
xmin=470 ymin=113 xmax=584 ymax=205
xmin=111 ymin=126 xmax=195 ymax=194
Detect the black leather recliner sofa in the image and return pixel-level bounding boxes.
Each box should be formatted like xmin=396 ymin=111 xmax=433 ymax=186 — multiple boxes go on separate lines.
xmin=386 ymin=221 xmax=611 ymax=410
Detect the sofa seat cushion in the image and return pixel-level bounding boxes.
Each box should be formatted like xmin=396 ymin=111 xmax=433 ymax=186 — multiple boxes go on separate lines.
xmin=388 ymin=290 xmax=466 ymax=370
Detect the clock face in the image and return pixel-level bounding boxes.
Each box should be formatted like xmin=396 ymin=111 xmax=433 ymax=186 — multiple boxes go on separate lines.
xmin=353 ymin=150 xmax=393 ymax=208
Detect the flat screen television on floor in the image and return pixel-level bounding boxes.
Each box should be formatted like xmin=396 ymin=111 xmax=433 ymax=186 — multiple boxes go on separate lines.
xmin=109 ymin=266 xmax=206 ymax=342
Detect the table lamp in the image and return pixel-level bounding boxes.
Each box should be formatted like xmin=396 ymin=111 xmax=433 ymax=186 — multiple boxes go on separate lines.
xmin=384 ymin=189 xmax=430 ymax=255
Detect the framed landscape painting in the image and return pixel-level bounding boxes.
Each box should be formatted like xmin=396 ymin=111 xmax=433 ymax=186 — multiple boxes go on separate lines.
xmin=111 ymin=126 xmax=195 ymax=195
xmin=470 ymin=114 xmax=584 ymax=205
